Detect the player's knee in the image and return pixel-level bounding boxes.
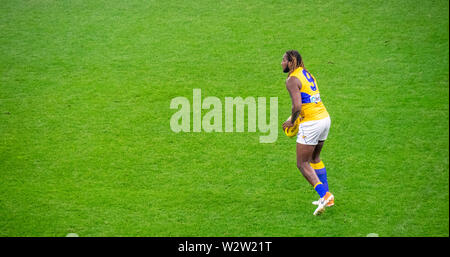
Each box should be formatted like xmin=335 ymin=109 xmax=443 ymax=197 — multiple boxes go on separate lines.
xmin=311 ymin=157 xmax=321 ymax=164
xmin=297 ymin=161 xmax=309 ymax=173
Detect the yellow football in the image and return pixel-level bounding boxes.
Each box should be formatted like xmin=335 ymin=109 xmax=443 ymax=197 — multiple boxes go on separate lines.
xmin=284 ymin=115 xmax=300 ymax=137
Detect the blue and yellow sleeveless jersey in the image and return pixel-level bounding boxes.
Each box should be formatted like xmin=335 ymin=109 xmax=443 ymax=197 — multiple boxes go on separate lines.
xmin=289 ymin=67 xmax=329 ymax=123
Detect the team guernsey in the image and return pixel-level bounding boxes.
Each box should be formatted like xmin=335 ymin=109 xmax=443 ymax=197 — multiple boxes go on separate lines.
xmin=289 ymin=67 xmax=329 ymax=123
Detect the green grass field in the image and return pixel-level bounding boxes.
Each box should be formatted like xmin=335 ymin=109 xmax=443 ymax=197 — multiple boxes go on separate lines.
xmin=1 ymin=0 xmax=448 ymax=237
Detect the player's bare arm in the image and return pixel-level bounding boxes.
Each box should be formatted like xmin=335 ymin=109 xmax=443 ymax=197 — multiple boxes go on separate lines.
xmin=282 ymin=76 xmax=302 ymax=130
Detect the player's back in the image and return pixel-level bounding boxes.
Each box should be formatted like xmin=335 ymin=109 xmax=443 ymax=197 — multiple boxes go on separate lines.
xmin=289 ymin=67 xmax=329 ymax=123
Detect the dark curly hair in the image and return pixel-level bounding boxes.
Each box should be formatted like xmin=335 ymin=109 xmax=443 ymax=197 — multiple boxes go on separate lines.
xmin=285 ymin=50 xmax=305 ymax=72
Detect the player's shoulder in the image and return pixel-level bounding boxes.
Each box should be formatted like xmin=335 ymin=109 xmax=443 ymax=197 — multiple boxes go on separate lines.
xmin=286 ymin=75 xmax=301 ymax=88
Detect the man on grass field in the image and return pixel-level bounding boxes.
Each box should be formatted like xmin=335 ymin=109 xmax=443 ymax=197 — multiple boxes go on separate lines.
xmin=281 ymin=50 xmax=334 ymax=216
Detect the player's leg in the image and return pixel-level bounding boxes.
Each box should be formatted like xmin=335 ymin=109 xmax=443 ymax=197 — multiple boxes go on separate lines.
xmin=297 ymin=118 xmax=333 ymax=215
xmin=311 ymin=141 xmax=330 ymax=203
xmin=296 ymin=143 xmax=320 ymax=187
xmin=296 ymin=143 xmax=333 ymax=215
xmin=311 ymin=140 xmax=329 ymax=191
xmin=296 ymin=120 xmax=325 ymax=188
xmin=311 ymin=140 xmax=334 ymax=207
xmin=296 ymin=143 xmax=328 ymax=198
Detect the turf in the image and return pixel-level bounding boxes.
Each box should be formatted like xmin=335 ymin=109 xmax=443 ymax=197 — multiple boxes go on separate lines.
xmin=0 ymin=0 xmax=448 ymax=237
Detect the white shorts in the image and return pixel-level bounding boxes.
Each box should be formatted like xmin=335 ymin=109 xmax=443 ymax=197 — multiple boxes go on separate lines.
xmin=296 ymin=116 xmax=331 ymax=145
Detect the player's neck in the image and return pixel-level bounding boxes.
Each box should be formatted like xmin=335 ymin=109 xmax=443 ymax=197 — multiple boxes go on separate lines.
xmin=288 ymin=66 xmax=301 ymax=76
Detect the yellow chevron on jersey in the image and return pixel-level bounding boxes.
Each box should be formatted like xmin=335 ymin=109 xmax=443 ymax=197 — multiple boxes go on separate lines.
xmin=289 ymin=67 xmax=329 ymax=123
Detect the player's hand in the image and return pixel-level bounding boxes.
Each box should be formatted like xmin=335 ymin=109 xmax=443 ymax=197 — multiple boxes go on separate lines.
xmin=282 ymin=120 xmax=294 ymax=130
